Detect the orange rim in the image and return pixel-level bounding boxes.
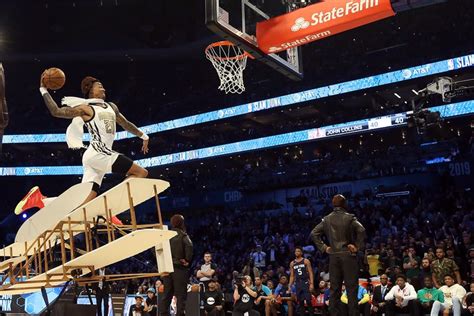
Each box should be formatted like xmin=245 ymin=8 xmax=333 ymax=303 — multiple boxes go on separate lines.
xmin=205 ymin=40 xmax=255 ymax=61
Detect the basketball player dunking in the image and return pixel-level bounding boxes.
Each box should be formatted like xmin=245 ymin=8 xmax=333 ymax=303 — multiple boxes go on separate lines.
xmin=15 ymin=73 xmax=149 ymax=214
xmin=289 ymin=246 xmax=315 ymax=316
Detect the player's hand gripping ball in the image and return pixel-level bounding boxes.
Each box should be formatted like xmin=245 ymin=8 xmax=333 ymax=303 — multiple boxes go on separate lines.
xmin=41 ymin=67 xmax=66 ymax=90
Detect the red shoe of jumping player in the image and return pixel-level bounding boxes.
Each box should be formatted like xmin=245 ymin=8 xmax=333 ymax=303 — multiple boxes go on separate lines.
xmin=14 ymin=186 xmax=46 ymax=215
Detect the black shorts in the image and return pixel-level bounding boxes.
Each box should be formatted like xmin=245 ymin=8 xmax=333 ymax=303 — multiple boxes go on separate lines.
xmin=111 ymin=154 xmax=134 ymax=175
xmin=295 ymin=282 xmax=311 ymax=303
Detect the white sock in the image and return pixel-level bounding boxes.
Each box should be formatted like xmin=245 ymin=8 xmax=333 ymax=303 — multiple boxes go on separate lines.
xmin=42 ymin=197 xmax=57 ymax=207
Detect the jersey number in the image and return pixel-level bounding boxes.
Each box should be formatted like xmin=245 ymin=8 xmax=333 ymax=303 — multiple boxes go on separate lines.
xmin=297 ymin=268 xmax=303 ymax=276
xmin=104 ymin=120 xmax=115 ymax=134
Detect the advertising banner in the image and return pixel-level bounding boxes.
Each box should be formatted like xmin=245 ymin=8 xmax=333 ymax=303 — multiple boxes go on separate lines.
xmin=257 ymin=0 xmax=395 ymax=54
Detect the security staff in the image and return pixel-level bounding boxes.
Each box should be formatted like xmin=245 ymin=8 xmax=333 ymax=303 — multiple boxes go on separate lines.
xmin=159 ymin=214 xmax=193 ymax=316
xmin=310 ymin=194 xmax=365 ymax=316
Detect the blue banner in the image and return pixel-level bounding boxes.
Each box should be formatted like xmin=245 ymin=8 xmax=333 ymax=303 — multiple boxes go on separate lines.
xmin=3 ymin=53 xmax=474 ymax=145
xmin=0 ymin=100 xmax=472 ymax=176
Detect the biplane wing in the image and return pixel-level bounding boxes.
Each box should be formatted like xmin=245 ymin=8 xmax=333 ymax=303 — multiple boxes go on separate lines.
xmin=1 ymin=228 xmax=176 ymax=295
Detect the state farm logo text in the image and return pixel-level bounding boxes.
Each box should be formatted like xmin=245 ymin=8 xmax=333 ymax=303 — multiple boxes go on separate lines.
xmin=291 ymin=0 xmax=381 ymax=33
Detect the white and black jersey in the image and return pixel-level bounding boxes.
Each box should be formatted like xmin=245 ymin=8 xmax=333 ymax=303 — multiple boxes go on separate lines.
xmin=81 ymin=102 xmax=120 ymax=186
xmin=85 ymin=103 xmax=116 ymax=155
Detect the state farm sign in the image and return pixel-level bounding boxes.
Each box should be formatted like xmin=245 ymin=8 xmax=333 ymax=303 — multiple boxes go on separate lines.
xmin=257 ymin=0 xmax=395 ymax=54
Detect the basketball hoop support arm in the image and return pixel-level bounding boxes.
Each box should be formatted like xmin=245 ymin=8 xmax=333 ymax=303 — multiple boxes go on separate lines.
xmin=205 ymin=0 xmax=303 ymax=81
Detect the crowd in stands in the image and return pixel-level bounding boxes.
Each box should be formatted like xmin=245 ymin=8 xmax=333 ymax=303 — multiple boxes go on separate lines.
xmin=0 ymin=121 xmax=472 ymax=316
xmin=98 ymin=179 xmax=474 ymax=315
xmin=1 ymin=129 xmax=471 ymax=200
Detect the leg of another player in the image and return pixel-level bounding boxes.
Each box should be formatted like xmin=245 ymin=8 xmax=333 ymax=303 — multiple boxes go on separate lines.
xmin=287 ymin=300 xmax=294 ymax=316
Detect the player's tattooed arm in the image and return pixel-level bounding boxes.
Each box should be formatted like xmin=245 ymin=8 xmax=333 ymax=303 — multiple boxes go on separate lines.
xmin=109 ymin=102 xmax=143 ymax=137
xmin=42 ymin=93 xmax=88 ymax=119
xmin=40 ymin=71 xmax=91 ymax=120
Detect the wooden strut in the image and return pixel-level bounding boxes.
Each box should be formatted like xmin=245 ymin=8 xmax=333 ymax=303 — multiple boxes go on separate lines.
xmin=154 ymin=184 xmax=164 ymax=228
xmin=0 ymin=271 xmax=165 ymax=293
xmin=103 ymin=196 xmax=112 ymax=243
xmin=126 ymin=182 xmax=137 ymax=230
xmin=45 ymin=273 xmax=51 ymax=287
xmin=59 ymin=230 xmax=67 ymax=280
xmin=43 ymin=236 xmax=49 ymax=275
xmin=37 ymin=239 xmax=42 ymax=274
xmin=65 ymin=245 xmax=87 ymax=256
xmin=4 ymin=215 xmax=98 ymax=289
xmin=83 ymin=208 xmax=91 ymax=252
xmin=14 ymin=222 xmax=63 ymax=283
xmin=8 ymin=263 xmax=13 ymax=285
xmin=24 ymin=242 xmax=29 ymax=279
xmin=33 ymin=247 xmax=38 ymax=275
xmin=109 ymin=223 xmax=162 ymax=230
xmin=48 ymin=240 xmax=53 ymax=263
xmin=67 ymin=217 xmax=75 ymax=260
xmin=77 ymin=272 xmax=164 ymax=284
xmin=64 ymin=264 xmax=95 ymax=272
xmin=0 ymin=269 xmax=8 ymax=286
xmin=19 ymin=261 xmax=23 ymax=280
xmin=108 ymin=208 xmax=116 ymax=241
xmin=93 ymin=217 xmax=100 ymax=249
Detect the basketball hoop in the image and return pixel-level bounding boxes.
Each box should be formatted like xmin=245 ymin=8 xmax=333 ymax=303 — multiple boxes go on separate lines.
xmin=205 ymin=41 xmax=252 ymax=94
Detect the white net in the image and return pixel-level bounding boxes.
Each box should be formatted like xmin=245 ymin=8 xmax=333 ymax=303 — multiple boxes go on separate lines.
xmin=205 ymin=41 xmax=249 ymax=94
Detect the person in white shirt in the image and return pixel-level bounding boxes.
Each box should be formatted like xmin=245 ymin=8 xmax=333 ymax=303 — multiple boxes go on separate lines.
xmin=197 ymin=252 xmax=217 ymax=290
xmin=431 ymin=274 xmax=466 ymax=316
xmin=251 ymin=245 xmax=266 ymax=269
xmin=384 ymin=274 xmax=419 ymax=316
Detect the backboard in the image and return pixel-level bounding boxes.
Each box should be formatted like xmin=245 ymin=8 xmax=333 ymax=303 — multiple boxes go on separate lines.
xmin=205 ymin=0 xmax=304 ymax=81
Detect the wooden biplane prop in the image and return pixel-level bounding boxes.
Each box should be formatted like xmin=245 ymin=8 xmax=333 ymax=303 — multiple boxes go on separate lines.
xmin=0 ymin=178 xmax=176 ymax=295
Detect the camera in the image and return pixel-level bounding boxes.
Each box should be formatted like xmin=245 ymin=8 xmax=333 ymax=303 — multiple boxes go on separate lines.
xmin=235 ymin=274 xmax=245 ymax=289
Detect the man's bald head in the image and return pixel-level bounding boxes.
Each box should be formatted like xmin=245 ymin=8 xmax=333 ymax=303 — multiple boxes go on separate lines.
xmin=332 ymin=194 xmax=347 ymax=209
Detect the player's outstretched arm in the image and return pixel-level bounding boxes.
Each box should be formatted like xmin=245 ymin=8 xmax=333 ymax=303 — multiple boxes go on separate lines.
xmin=109 ymin=102 xmax=149 ymax=154
xmin=108 ymin=102 xmax=143 ymax=137
xmin=42 ymin=93 xmax=89 ymax=119
xmin=40 ymin=72 xmax=91 ymax=119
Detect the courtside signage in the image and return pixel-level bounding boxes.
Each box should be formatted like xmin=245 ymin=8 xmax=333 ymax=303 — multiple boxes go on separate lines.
xmin=257 ymin=0 xmax=395 ymax=54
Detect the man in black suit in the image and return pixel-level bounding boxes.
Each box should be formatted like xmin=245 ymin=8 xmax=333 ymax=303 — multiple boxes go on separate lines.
xmin=371 ymin=274 xmax=391 ymax=315
xmin=159 ymin=214 xmax=193 ymax=316
xmin=94 ymin=268 xmax=110 ymax=316
xmin=311 ymin=194 xmax=366 ymax=316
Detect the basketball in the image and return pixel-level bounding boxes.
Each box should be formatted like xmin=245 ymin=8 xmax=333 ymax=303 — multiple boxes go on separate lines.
xmin=42 ymin=67 xmax=66 ymax=90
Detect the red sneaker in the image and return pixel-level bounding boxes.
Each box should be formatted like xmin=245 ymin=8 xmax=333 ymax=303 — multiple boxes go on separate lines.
xmin=14 ymin=186 xmax=45 ymax=215
xmin=111 ymin=216 xmax=123 ymax=225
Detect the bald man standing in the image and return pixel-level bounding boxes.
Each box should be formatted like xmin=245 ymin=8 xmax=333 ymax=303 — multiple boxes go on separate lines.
xmin=310 ymin=194 xmax=366 ymax=316
xmin=160 ymin=214 xmax=193 ymax=316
